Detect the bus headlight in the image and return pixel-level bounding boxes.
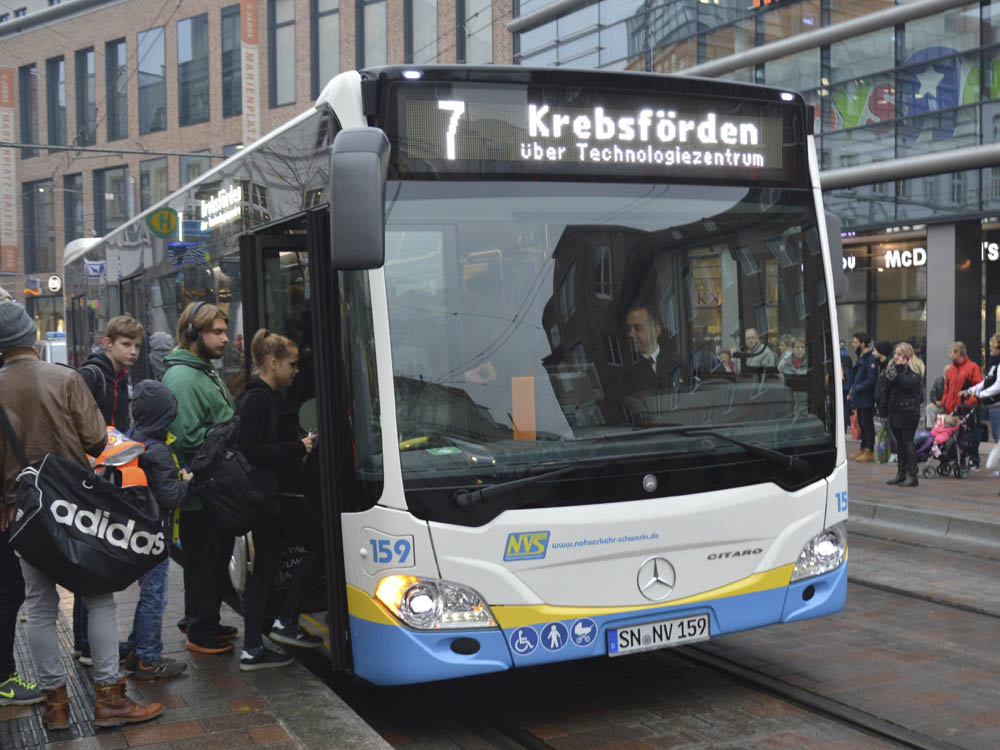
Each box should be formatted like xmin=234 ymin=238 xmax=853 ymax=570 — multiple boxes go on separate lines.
xmin=374 ymin=575 xmax=497 ymax=629
xmin=790 ymin=523 xmax=846 ymax=582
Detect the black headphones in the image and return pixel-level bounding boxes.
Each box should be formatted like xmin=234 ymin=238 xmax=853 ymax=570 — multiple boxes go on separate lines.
xmin=184 ymin=301 xmax=208 ymax=343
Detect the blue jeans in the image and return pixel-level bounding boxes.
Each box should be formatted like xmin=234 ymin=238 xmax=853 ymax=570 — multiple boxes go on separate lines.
xmin=991 ymin=408 xmax=1000 ymax=442
xmin=125 ymin=559 xmax=169 ymax=662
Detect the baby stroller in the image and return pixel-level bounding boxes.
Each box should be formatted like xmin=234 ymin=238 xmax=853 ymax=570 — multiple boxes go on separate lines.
xmin=918 ymin=404 xmax=977 ymax=479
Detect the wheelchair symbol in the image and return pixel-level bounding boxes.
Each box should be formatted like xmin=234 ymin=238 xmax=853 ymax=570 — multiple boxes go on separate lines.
xmin=509 ymin=627 xmax=538 ymax=655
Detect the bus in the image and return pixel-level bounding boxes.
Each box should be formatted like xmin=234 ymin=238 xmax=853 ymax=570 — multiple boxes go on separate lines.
xmin=64 ymin=65 xmax=848 ymax=686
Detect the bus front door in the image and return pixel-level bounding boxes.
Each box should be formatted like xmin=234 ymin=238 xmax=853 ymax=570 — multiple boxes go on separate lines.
xmin=238 ymin=211 xmax=350 ymax=673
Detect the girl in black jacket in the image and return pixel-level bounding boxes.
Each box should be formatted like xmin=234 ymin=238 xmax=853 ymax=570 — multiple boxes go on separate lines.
xmin=237 ymin=329 xmax=322 ymax=671
xmin=880 ymin=342 xmax=925 ymax=487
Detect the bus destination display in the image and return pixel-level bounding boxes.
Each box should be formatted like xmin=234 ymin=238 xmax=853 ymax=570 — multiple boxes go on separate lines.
xmin=390 ymin=82 xmax=802 ymax=183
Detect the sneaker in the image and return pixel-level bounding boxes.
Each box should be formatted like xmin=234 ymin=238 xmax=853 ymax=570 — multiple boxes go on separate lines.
xmin=186 ymin=637 xmax=234 ymax=655
xmin=970 ymin=464 xmax=981 ymax=472
xmin=130 ymin=658 xmax=187 ymax=682
xmin=0 ymin=672 xmax=44 ymax=706
xmin=239 ymin=647 xmax=293 ymax=672
xmin=268 ymin=618 xmax=323 ymax=649
xmin=78 ymin=646 xmax=93 ymax=666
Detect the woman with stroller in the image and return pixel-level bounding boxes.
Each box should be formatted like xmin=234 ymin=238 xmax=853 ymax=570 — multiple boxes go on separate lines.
xmin=880 ymin=342 xmax=925 ymax=487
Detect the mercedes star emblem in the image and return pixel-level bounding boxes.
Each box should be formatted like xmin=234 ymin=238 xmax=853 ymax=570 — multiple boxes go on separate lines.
xmin=637 ymin=556 xmax=676 ymax=601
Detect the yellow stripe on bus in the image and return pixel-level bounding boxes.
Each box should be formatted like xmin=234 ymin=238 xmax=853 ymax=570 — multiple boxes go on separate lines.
xmin=347 ymin=585 xmax=401 ymax=626
xmin=346 ymin=565 xmax=794 ymax=628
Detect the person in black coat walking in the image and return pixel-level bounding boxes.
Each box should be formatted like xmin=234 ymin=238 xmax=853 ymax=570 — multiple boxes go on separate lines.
xmin=237 ymin=329 xmax=322 ymax=671
xmin=880 ymin=342 xmax=925 ymax=487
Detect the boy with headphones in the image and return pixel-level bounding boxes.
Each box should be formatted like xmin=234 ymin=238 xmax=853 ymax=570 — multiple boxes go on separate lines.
xmin=161 ymin=302 xmax=239 ymax=654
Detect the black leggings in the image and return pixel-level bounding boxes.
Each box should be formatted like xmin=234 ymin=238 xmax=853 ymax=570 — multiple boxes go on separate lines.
xmin=243 ymin=499 xmax=324 ymax=650
xmin=890 ymin=413 xmax=919 ymax=477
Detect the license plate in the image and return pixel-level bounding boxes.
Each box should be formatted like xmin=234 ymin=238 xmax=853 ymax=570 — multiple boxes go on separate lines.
xmin=607 ymin=613 xmax=710 ymax=657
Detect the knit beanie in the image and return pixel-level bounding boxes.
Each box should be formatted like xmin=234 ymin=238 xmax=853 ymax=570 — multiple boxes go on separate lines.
xmin=0 ymin=302 xmax=38 ymax=352
xmin=874 ymin=340 xmax=893 ymax=357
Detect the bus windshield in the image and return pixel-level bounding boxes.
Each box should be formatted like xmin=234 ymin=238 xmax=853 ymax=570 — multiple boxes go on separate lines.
xmin=379 ymin=180 xmax=836 ymax=521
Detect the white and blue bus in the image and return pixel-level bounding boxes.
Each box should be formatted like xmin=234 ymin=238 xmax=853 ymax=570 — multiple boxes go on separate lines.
xmin=64 ymin=65 xmax=848 ymax=686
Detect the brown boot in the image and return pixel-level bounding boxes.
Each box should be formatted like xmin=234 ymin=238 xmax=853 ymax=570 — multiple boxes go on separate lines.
xmin=41 ymin=684 xmax=70 ymax=730
xmin=849 ymin=448 xmax=864 ymax=460
xmin=856 ymin=448 xmax=875 ymax=463
xmin=93 ymin=677 xmax=163 ymax=727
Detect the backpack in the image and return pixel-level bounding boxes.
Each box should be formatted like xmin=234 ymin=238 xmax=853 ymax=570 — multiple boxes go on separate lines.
xmin=80 ymin=362 xmax=108 ymax=402
xmin=189 ymin=414 xmax=278 ymax=536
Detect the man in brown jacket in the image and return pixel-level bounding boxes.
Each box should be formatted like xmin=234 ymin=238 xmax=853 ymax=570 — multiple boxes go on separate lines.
xmin=0 ymin=301 xmax=163 ymax=729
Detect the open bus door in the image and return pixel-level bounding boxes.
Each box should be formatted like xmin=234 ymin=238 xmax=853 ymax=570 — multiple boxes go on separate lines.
xmin=236 ymin=209 xmax=351 ymax=673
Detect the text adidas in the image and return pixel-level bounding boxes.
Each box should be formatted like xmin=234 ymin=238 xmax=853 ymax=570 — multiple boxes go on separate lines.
xmin=50 ymin=500 xmax=165 ymax=556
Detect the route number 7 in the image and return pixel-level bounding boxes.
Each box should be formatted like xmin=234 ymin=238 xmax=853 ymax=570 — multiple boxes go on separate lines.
xmin=438 ymin=100 xmax=466 ymax=160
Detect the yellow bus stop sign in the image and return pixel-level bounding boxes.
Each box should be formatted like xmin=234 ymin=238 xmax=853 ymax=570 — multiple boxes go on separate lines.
xmin=146 ymin=208 xmax=179 ymax=238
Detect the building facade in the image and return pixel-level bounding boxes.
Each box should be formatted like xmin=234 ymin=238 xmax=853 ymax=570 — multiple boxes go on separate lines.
xmin=0 ymin=0 xmax=513 ymax=335
xmin=510 ymin=0 xmax=1000 ymax=380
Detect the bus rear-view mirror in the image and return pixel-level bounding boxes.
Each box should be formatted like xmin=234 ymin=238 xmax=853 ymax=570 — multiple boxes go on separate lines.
xmin=329 ymin=127 xmax=391 ymax=270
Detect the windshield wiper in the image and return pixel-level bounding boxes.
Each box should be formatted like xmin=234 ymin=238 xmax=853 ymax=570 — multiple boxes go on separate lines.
xmin=452 ymin=454 xmax=635 ymax=507
xmin=568 ymin=423 xmax=810 ymax=475
xmin=648 ymin=425 xmax=809 ymax=474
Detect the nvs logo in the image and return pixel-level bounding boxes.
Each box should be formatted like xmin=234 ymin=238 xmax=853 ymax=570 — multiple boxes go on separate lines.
xmin=50 ymin=499 xmax=165 ymax=555
xmin=504 ymin=531 xmax=550 ymax=561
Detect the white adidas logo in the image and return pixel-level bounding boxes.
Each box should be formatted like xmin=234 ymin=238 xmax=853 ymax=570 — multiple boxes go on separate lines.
xmin=50 ymin=499 xmax=165 ymax=555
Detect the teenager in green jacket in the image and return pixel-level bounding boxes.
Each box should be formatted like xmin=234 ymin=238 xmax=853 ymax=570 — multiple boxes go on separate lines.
xmin=162 ymin=302 xmax=238 ymax=654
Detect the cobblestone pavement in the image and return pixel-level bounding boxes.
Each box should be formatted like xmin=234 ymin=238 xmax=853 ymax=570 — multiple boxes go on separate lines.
xmin=0 ymin=559 xmax=388 ymax=750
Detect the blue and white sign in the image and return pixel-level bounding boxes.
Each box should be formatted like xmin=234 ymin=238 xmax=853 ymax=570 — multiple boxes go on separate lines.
xmin=83 ymin=260 xmax=105 ymax=279
xmin=570 ymin=618 xmax=598 ymax=647
xmin=509 ymin=627 xmax=538 ymax=655
xmin=540 ymin=622 xmax=569 ymax=651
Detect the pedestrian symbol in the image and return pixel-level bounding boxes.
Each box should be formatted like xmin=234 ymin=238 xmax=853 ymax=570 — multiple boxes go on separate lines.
xmin=570 ymin=618 xmax=597 ymax=647
xmin=540 ymin=621 xmax=568 ymax=651
xmin=509 ymin=627 xmax=538 ymax=655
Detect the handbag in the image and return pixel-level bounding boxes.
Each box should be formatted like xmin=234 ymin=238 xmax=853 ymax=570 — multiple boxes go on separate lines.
xmin=0 ymin=406 xmax=168 ymax=596
xmin=875 ymin=423 xmax=891 ymax=464
xmin=987 ymin=442 xmax=1000 ymax=471
xmin=850 ymin=411 xmax=861 ymax=441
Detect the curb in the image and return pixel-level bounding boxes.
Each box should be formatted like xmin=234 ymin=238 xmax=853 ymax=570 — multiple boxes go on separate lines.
xmin=848 ymin=499 xmax=1000 ymax=550
xmin=244 ymin=664 xmax=391 ymax=750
